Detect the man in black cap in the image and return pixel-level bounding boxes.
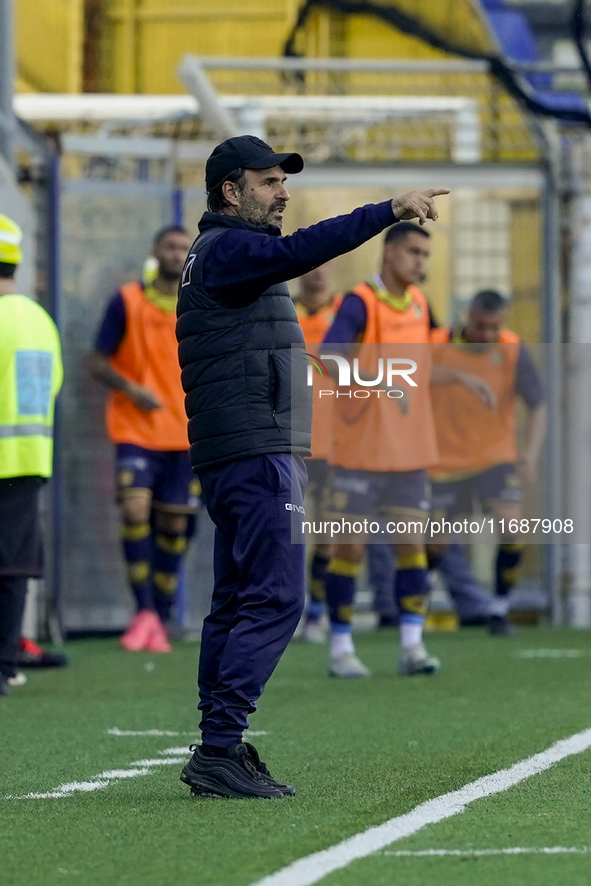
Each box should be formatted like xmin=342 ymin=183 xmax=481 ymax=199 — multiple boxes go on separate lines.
xmin=177 ymin=135 xmax=448 ymax=799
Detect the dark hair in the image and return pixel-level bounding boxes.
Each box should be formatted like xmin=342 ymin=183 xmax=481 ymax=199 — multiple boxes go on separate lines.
xmin=470 ymin=289 xmax=509 ymax=313
xmin=0 ymin=261 xmax=17 ymax=279
xmin=152 ymin=225 xmax=189 ymax=248
xmin=206 ymin=168 xmax=245 ymax=213
xmin=384 ymin=222 xmax=430 ymax=245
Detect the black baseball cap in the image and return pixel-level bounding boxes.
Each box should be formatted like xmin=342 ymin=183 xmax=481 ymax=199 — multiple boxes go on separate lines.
xmin=205 ymin=135 xmax=304 ymax=192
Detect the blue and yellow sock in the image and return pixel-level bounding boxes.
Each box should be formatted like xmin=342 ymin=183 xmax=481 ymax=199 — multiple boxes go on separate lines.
xmin=395 ymin=551 xmax=429 ymax=642
xmin=324 ymin=557 xmax=360 ymax=629
xmin=306 ymin=551 xmax=330 ymax=622
xmin=121 ymin=519 xmax=154 ymax=611
xmin=495 ymin=543 xmax=524 ymax=597
xmin=152 ymin=529 xmax=187 ymax=623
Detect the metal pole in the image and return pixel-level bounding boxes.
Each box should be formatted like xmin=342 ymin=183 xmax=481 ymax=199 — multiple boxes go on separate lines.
xmin=172 ymin=187 xmax=184 ymax=226
xmin=196 ymin=55 xmax=488 ymax=74
xmin=541 ymin=150 xmax=564 ymax=624
xmin=0 ymin=0 xmax=15 ymax=167
xmin=532 ymin=118 xmax=565 ymax=625
xmin=177 ymin=56 xmax=238 ymax=140
xmin=47 ymin=150 xmax=65 ymax=643
xmin=565 ymin=136 xmax=591 ymax=627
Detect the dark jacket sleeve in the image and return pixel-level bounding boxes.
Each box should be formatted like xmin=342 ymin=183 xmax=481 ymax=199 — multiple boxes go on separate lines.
xmin=323 ymin=293 xmax=368 ymax=350
xmin=428 ymin=303 xmax=439 ymax=329
xmin=94 ymin=291 xmax=126 ymax=355
xmin=203 ymin=201 xmax=395 ymax=302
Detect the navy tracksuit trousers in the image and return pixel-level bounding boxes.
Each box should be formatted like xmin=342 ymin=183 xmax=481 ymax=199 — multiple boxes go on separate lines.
xmin=197 ymin=453 xmax=307 ymax=746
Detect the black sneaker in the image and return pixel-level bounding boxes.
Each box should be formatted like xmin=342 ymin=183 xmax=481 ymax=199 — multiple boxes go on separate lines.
xmin=180 ymin=743 xmax=285 ymax=799
xmin=0 ymin=674 xmax=11 ymax=696
xmin=243 ymin=742 xmax=295 ymax=796
xmin=489 ymin=615 xmax=516 ymax=636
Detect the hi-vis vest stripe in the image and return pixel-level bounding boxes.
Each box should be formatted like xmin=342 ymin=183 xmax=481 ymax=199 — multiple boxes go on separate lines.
xmin=0 ymin=294 xmax=63 ymax=479
xmin=0 ymin=424 xmax=53 ymax=438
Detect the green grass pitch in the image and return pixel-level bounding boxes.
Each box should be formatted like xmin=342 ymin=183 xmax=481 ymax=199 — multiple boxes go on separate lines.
xmin=2 ymin=626 xmax=591 ymax=886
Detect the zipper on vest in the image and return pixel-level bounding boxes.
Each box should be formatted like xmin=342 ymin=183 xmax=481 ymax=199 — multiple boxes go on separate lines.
xmin=269 ymin=351 xmax=280 ymax=421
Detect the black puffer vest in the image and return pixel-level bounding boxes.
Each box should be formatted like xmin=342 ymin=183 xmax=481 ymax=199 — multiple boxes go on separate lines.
xmin=176 ymin=219 xmax=312 ymax=472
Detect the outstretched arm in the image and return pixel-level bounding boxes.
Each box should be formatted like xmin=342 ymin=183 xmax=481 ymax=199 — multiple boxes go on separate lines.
xmin=202 ymin=190 xmax=450 ymax=301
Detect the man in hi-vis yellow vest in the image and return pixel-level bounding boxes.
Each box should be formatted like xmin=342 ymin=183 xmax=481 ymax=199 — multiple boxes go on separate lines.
xmin=0 ymin=215 xmax=63 ymax=696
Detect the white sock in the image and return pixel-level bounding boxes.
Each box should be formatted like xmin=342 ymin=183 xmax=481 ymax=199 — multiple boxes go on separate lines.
xmin=400 ymin=620 xmax=423 ymax=650
xmin=330 ymin=629 xmax=354 ymax=658
xmin=490 ymin=597 xmax=510 ymax=617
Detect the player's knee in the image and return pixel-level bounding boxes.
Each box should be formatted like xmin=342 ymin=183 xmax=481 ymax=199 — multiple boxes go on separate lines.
xmin=156 ymin=512 xmax=188 ymax=535
xmin=122 ymin=496 xmax=151 ymax=524
xmin=395 ymin=541 xmax=424 ymax=556
xmin=330 ymin=542 xmax=364 ymax=563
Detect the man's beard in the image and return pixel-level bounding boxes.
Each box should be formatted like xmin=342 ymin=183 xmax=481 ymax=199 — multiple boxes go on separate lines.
xmin=158 ymin=265 xmax=182 ymax=282
xmin=238 ymin=191 xmax=286 ymax=230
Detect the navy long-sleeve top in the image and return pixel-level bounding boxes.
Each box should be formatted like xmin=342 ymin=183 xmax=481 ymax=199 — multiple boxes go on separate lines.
xmin=192 ymin=201 xmax=396 ymax=304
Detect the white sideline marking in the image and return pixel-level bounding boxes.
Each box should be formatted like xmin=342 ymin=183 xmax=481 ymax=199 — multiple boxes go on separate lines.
xmin=6 ymin=757 xmax=186 ymax=800
xmin=249 ymin=726 xmax=591 ymax=886
xmin=8 ymin=770 xmax=150 ymax=800
xmin=159 ymin=747 xmax=192 ymax=755
xmin=107 ymin=727 xmax=268 ymax=737
xmin=108 ymin=728 xmax=184 ymax=737
xmin=516 ymin=649 xmax=586 ymax=659
xmin=383 ymin=846 xmax=591 ymax=857
xmin=129 ymin=758 xmax=186 ymax=767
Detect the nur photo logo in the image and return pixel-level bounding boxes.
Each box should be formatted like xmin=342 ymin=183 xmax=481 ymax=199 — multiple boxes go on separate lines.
xmin=305 ymin=353 xmax=417 ymax=387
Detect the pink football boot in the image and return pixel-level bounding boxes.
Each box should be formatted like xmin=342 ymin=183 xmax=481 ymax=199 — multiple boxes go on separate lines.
xmin=120 ymin=610 xmax=159 ymax=651
xmin=145 ymin=616 xmax=172 ymax=653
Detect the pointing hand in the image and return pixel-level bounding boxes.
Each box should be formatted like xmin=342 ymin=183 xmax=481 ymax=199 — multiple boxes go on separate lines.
xmin=391 ymin=189 xmax=451 ymax=225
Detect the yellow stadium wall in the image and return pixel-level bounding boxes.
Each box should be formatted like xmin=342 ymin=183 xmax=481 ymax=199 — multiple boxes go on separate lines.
xmin=106 ymin=0 xmax=496 ymax=94
xmin=105 ymin=0 xmax=302 ymax=94
xmin=16 ymin=0 xmax=84 ymax=93
xmin=301 ymin=0 xmax=493 ymax=61
xmin=16 ymin=0 xmax=496 ymax=94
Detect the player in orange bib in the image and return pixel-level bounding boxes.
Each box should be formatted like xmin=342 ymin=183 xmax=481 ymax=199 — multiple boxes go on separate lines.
xmin=320 ymin=223 xmax=491 ymax=677
xmin=429 ymin=289 xmax=547 ymax=634
xmin=89 ymin=225 xmax=199 ymax=653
